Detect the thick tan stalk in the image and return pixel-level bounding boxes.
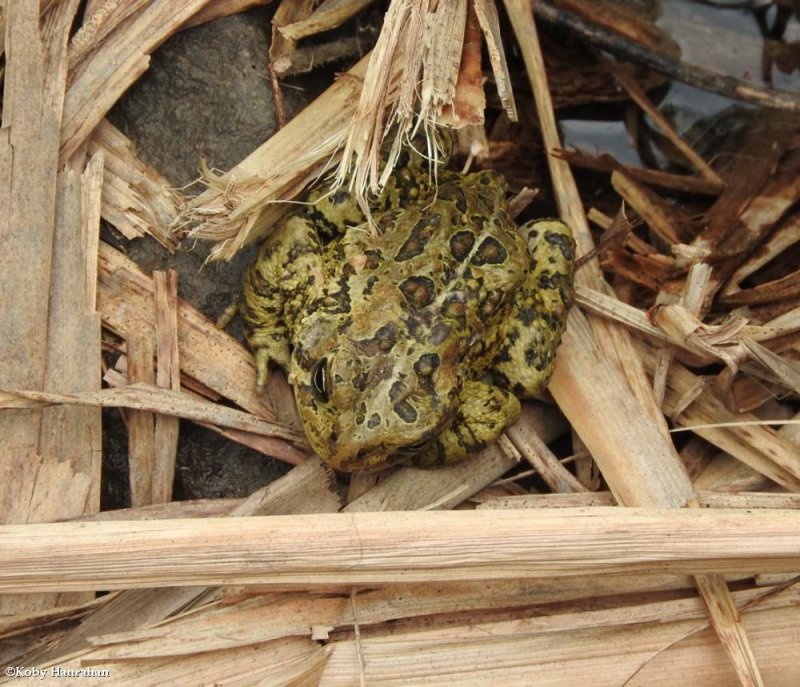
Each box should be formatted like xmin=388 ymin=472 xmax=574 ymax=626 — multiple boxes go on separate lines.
xmin=2 ymin=508 xmax=800 ymax=592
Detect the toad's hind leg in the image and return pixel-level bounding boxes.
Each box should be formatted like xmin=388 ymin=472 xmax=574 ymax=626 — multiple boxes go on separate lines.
xmin=492 ymin=219 xmax=575 ymax=398
xmin=240 ymin=215 xmax=323 ymax=390
xmin=412 ymin=380 xmax=521 ymax=467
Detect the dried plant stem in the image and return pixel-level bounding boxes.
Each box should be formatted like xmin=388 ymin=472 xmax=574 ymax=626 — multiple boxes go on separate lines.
xmin=152 ymin=270 xmax=181 ymax=504
xmin=3 ymin=508 xmax=800 ymax=592
xmin=127 ymin=334 xmax=156 ymax=506
xmin=0 ymin=385 xmax=306 ymax=447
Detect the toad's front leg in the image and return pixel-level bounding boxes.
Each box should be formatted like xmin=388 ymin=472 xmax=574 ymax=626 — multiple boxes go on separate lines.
xmin=241 ymin=215 xmax=324 ymax=391
xmin=412 ymin=380 xmax=521 ymax=467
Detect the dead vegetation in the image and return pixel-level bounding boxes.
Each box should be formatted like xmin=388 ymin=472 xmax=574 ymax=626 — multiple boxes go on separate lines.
xmin=2 ymin=0 xmax=800 ymax=684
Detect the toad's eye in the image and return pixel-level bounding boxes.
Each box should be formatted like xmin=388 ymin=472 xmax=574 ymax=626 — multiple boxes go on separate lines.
xmin=311 ymin=358 xmax=329 ymax=403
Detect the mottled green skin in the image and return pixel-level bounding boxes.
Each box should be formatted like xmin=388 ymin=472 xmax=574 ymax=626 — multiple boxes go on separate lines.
xmin=240 ymin=165 xmax=575 ymax=472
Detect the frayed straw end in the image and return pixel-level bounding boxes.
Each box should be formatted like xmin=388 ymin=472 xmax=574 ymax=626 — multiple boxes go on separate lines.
xmin=333 ymin=0 xmax=516 ymax=215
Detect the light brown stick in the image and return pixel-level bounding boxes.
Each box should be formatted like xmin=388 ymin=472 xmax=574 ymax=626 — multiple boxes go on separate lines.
xmin=127 ymin=333 xmax=156 ymax=506
xmin=2 ymin=508 xmax=800 ymax=592
xmin=152 ymin=270 xmax=180 ymax=503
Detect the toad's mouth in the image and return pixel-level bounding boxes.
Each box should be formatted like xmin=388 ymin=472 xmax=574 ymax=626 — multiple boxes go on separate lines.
xmin=314 ymin=410 xmax=456 ymax=473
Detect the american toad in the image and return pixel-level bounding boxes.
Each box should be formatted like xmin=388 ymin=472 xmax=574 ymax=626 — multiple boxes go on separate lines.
xmin=237 ymin=149 xmax=575 ymax=471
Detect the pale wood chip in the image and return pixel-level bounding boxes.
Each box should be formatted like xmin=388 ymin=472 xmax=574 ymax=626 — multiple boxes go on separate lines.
xmin=229 ymin=457 xmax=340 ymax=516
xmin=279 ymin=0 xmax=375 ymax=42
xmin=694 ymin=573 xmax=765 ymax=687
xmin=651 ymin=304 xmax=747 ymax=373
xmin=451 ymin=1 xmax=485 ymax=127
xmin=127 ymin=333 xmax=156 ymax=507
xmin=152 ymin=271 xmax=181 ymax=504
xmin=42 ymin=637 xmax=330 ymax=685
xmin=472 ymin=0 xmax=516 ymax=119
xmin=81 ymin=573 xmax=708 ymax=661
xmin=269 ymin=0 xmax=318 ymax=60
xmin=505 ymin=7 xmax=763 ymax=678
xmin=697 ymin=492 xmax=800 ymax=509
xmin=335 ymin=0 xmax=516 ymax=210
xmin=184 ymin=0 xmax=273 ymax=29
xmin=69 ymin=0 xmax=148 ymax=71
xmin=740 ymin=338 xmax=800 ymax=397
xmin=723 ymin=210 xmax=800 ymax=306
xmin=88 ymin=119 xmax=182 ymax=251
xmin=611 ymin=169 xmax=692 ymax=245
